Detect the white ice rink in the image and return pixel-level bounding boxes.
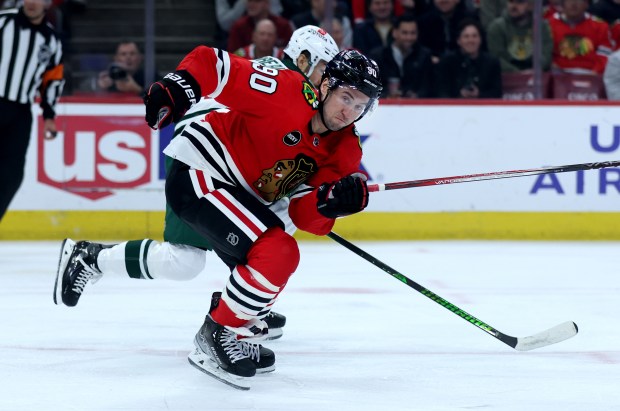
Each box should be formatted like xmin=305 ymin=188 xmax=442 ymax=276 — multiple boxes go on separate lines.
xmin=0 ymin=240 xmax=619 ymax=411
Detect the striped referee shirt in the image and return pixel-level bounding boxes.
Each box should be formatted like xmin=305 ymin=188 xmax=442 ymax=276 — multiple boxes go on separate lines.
xmin=0 ymin=7 xmax=64 ymax=118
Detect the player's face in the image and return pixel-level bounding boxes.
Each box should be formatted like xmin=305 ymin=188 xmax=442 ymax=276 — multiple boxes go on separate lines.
xmin=308 ymin=60 xmax=327 ymax=87
xmin=321 ymin=84 xmax=370 ymax=130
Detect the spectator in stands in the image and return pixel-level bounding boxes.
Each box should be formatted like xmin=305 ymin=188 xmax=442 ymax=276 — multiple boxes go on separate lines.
xmin=322 ymin=15 xmax=347 ymax=50
xmin=398 ymin=0 xmax=433 ymax=17
xmin=234 ymin=18 xmax=284 ymax=59
xmin=227 ymin=0 xmax=293 ymax=51
xmin=96 ymin=41 xmax=148 ymax=95
xmin=417 ymin=0 xmax=478 ymax=63
xmin=611 ymin=20 xmax=620 ymax=49
xmin=215 ymin=0 xmax=289 ymax=49
xmin=548 ymin=0 xmax=612 ymax=74
xmin=544 ymin=0 xmax=563 ymax=18
xmin=280 ymin=0 xmax=310 ymax=18
xmin=487 ymin=0 xmax=553 ymax=72
xmin=291 ymin=0 xmax=353 ymax=48
xmin=436 ymin=18 xmax=502 ymax=97
xmin=353 ymin=0 xmax=395 ymax=55
xmin=589 ymin=0 xmax=620 ymax=25
xmin=479 ymin=0 xmax=507 ymax=29
xmin=369 ymin=13 xmax=434 ymax=97
xmin=603 ymin=47 xmax=620 ymax=98
xmin=352 ymin=0 xmax=432 ymax=21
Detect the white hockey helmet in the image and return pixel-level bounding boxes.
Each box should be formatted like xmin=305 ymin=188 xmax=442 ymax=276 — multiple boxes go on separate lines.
xmin=283 ymin=25 xmax=339 ymax=79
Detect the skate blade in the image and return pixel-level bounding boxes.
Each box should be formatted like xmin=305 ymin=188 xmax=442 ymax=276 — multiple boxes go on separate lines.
xmin=53 ymin=238 xmax=76 ymax=305
xmin=265 ymin=328 xmax=283 ymax=341
xmin=255 ymin=364 xmax=275 ymax=374
xmin=187 ymin=349 xmax=252 ymax=390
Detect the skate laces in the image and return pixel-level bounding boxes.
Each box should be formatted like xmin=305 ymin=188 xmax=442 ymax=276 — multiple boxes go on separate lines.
xmin=218 ymin=329 xmax=248 ymax=363
xmin=240 ymin=341 xmax=261 ymax=362
xmin=71 ymin=255 xmax=102 ymax=294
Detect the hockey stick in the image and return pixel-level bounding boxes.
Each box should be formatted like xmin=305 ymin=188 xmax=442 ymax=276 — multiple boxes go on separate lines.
xmin=327 ymin=231 xmax=578 ymax=351
xmin=367 ymin=160 xmax=620 ymax=192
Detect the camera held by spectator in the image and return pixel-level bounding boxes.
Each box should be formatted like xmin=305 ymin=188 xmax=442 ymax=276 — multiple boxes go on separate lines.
xmin=108 ymin=62 xmax=128 ymax=80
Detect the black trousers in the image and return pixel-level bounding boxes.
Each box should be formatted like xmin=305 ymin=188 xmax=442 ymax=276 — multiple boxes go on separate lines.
xmin=0 ymin=99 xmax=32 ymax=221
xmin=165 ymin=160 xmax=284 ymax=269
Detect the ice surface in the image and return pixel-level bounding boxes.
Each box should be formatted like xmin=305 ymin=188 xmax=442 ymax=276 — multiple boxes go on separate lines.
xmin=0 ymin=240 xmax=618 ymax=411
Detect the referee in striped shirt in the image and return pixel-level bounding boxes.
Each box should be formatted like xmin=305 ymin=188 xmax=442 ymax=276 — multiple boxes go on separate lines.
xmin=0 ymin=0 xmax=64 ymax=222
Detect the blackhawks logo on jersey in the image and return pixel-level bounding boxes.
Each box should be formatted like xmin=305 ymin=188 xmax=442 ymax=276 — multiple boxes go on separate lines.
xmin=559 ymin=35 xmax=594 ymax=59
xmin=302 ymin=82 xmax=318 ymax=109
xmin=253 ymin=153 xmax=317 ymax=202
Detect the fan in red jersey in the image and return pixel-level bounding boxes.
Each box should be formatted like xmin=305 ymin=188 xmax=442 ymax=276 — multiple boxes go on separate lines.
xmin=547 ymin=0 xmax=612 ymax=73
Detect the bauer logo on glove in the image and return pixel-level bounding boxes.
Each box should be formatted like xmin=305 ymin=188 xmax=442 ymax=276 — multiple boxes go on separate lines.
xmin=144 ymin=70 xmax=201 ymax=130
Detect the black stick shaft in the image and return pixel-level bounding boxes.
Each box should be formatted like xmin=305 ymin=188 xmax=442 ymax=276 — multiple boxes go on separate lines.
xmin=326 ymin=232 xmax=518 ymax=348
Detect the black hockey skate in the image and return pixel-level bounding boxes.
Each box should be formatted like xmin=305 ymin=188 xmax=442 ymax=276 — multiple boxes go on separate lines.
xmin=264 ymin=311 xmax=286 ymax=340
xmin=210 ymin=291 xmax=285 ymax=340
xmin=187 ymin=293 xmax=276 ymax=390
xmin=53 ymin=239 xmax=106 ymax=307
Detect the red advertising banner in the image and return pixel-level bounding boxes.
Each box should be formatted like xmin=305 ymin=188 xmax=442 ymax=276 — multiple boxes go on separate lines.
xmin=37 ymin=115 xmax=152 ymax=200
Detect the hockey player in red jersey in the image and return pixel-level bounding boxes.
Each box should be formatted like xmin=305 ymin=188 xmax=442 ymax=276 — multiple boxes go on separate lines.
xmin=56 ymin=36 xmax=382 ymax=389
xmin=158 ymin=48 xmax=380 ymax=390
xmin=53 ymin=26 xmax=339 ymax=344
xmin=157 ymin=47 xmax=381 ymax=389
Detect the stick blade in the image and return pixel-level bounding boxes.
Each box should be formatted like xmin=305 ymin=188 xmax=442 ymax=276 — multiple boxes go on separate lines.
xmin=514 ymin=321 xmax=578 ymax=351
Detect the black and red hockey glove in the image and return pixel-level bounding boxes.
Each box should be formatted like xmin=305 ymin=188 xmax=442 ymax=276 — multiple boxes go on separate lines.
xmin=317 ymin=174 xmax=369 ymax=219
xmin=144 ymin=70 xmax=200 ymax=130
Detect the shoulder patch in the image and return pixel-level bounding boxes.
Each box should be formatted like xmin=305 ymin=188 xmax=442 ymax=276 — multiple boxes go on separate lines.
xmin=253 ymin=56 xmax=287 ymax=70
xmin=302 ymin=81 xmax=318 ymax=109
xmin=352 ymin=126 xmax=363 ymax=150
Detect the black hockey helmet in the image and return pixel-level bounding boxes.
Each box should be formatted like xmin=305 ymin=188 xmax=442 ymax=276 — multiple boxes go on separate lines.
xmin=321 ymin=49 xmax=383 ymax=119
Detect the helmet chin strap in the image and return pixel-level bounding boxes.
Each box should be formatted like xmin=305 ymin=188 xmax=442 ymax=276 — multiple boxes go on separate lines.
xmin=317 ymin=88 xmax=335 ymax=132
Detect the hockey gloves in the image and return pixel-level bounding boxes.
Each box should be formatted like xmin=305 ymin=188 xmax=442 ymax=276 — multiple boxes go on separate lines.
xmin=144 ymin=70 xmax=200 ymax=130
xmin=317 ymin=174 xmax=369 ymax=219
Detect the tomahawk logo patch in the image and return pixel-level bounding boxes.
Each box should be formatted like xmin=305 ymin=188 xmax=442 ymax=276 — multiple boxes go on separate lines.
xmin=283 ymin=130 xmax=302 ymax=146
xmin=302 ymin=82 xmax=318 ymax=108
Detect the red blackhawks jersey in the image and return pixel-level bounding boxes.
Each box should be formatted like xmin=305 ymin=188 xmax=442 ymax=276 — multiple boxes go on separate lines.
xmin=163 ymin=46 xmax=363 ymax=236
xmin=233 ymin=44 xmax=284 ymax=60
xmin=547 ymin=13 xmax=612 ymax=73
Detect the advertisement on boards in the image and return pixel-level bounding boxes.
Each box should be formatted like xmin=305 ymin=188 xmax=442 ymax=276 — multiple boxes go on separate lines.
xmin=11 ymin=102 xmax=620 ymax=213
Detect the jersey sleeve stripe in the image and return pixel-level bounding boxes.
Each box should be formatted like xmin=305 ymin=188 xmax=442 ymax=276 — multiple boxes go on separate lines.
xmin=209 ymin=48 xmax=230 ymax=100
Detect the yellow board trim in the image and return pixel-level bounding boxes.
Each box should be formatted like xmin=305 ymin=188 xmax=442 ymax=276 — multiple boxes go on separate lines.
xmin=1 ymin=211 xmax=619 ymax=240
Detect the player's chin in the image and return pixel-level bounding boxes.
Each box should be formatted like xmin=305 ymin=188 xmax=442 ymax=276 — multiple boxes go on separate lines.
xmin=327 ymin=119 xmax=352 ymax=131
